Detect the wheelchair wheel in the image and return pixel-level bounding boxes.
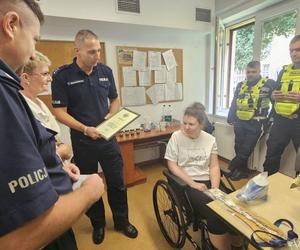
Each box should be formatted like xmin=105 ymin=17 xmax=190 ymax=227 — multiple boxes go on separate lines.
xmin=153 ymin=180 xmax=186 ymax=249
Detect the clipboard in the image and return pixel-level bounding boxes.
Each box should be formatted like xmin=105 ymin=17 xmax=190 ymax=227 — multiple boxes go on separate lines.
xmin=96 ymin=108 xmax=140 ymax=140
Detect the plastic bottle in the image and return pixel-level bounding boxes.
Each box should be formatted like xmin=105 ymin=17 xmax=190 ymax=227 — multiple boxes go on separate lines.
xmin=161 ymin=105 xmax=166 ymax=122
xmin=165 ymin=105 xmax=172 ymax=122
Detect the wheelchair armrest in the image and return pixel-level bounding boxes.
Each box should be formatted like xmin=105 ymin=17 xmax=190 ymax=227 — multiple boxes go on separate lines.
xmin=163 ymin=169 xmax=188 ymax=189
xmin=219 ymin=166 xmax=230 ymax=176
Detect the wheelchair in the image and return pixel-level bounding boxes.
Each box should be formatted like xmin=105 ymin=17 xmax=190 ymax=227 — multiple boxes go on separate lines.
xmin=153 ymin=169 xmax=234 ymax=250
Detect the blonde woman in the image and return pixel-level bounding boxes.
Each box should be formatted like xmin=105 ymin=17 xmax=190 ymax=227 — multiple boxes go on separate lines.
xmin=20 ymin=51 xmax=79 ymax=181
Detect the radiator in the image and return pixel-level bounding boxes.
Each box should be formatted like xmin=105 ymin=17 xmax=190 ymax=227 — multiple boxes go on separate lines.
xmin=214 ymin=122 xmax=235 ymax=160
xmin=214 ymin=121 xmax=296 ymax=176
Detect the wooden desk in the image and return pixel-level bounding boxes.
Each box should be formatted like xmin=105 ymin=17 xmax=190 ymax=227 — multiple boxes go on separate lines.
xmin=208 ymin=173 xmax=300 ymax=249
xmin=117 ymin=126 xmax=180 ymax=186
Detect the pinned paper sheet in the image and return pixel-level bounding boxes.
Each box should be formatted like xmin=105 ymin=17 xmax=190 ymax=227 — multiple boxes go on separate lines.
xmin=146 ymin=84 xmax=165 ymax=104
xmin=132 ymin=50 xmax=146 ymax=71
xmin=148 ymin=51 xmax=162 ymax=70
xmin=154 ymin=65 xmax=167 ymax=84
xmin=165 ymin=82 xmax=183 ymax=101
xmin=121 ymin=87 xmax=146 ymax=106
xmin=138 ymin=68 xmax=151 ymax=86
xmin=122 ymin=67 xmax=137 ymax=87
xmin=166 ymin=66 xmax=177 ymax=84
xmin=162 ymin=49 xmax=177 ymax=71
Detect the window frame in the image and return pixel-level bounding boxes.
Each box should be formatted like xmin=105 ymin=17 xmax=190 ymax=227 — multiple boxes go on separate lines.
xmin=213 ymin=0 xmax=300 ymax=118
xmin=226 ymin=20 xmax=255 ymax=109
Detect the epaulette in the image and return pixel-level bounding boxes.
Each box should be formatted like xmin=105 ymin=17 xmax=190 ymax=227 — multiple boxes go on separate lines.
xmin=53 ymin=64 xmax=71 ymax=75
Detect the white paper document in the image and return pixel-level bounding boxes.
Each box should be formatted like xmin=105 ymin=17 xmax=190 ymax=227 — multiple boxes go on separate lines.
xmin=138 ymin=68 xmax=151 ymax=86
xmin=146 ymin=84 xmax=165 ymax=104
xmin=121 ymin=87 xmax=146 ymax=106
xmin=122 ymin=66 xmax=137 ymax=87
xmin=162 ymin=49 xmax=177 ymax=71
xmin=165 ymin=82 xmax=183 ymax=101
xmin=72 ymin=175 xmax=90 ymax=190
xmin=132 ymin=50 xmax=147 ymax=71
xmin=148 ymin=51 xmax=161 ymax=70
xmin=166 ymin=66 xmax=177 ymax=84
xmin=154 ymin=65 xmax=167 ymax=84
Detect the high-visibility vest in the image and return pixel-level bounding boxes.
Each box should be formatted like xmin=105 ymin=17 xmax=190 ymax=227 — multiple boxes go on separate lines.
xmin=236 ymin=78 xmax=269 ymax=120
xmin=274 ymin=64 xmax=300 ymax=116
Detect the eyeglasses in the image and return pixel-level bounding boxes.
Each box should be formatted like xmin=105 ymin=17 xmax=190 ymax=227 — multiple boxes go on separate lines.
xmin=30 ymin=72 xmax=51 ymax=78
xmin=290 ymin=48 xmax=300 ymax=54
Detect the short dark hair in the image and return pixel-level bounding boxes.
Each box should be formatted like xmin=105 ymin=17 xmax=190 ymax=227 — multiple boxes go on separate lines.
xmin=75 ymin=29 xmax=98 ymax=47
xmin=24 ymin=0 xmax=44 ymax=24
xmin=184 ymin=102 xmax=207 ymax=125
xmin=247 ymin=60 xmax=260 ymax=69
xmin=290 ymin=34 xmax=300 ymax=45
xmin=4 ymin=0 xmax=44 ymax=24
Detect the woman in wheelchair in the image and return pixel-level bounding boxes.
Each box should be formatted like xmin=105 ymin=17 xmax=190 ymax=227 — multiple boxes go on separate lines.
xmin=165 ymin=103 xmax=241 ymax=250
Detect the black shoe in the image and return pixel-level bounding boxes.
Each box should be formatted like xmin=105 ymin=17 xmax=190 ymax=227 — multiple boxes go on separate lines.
xmin=223 ymin=168 xmax=236 ymax=177
xmin=92 ymin=227 xmax=105 ymax=245
xmin=115 ymin=223 xmax=138 ymax=238
xmin=230 ymin=170 xmax=249 ymax=181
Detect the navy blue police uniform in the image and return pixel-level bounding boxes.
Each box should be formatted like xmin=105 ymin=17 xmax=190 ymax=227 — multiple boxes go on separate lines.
xmin=51 ymin=58 xmax=128 ymax=230
xmin=227 ymin=77 xmax=276 ymax=180
xmin=0 ymin=59 xmax=77 ymax=250
xmin=263 ymin=67 xmax=300 ymax=175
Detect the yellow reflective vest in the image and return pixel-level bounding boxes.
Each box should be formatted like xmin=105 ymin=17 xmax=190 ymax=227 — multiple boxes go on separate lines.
xmin=274 ymin=64 xmax=300 ymax=116
xmin=236 ymin=78 xmax=269 ymax=120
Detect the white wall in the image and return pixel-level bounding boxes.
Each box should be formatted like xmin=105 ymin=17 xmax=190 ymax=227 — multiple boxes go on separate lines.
xmin=41 ymin=9 xmax=213 ymax=161
xmin=39 ymin=0 xmax=214 ymax=32
xmin=41 ymin=16 xmax=209 ymax=124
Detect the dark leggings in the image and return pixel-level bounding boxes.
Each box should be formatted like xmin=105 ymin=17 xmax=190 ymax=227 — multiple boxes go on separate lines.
xmin=187 ymin=180 xmax=231 ymax=235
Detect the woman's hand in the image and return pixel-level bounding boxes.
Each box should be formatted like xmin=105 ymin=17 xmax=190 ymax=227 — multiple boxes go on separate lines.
xmin=63 ymin=163 xmax=80 ymax=182
xmin=190 ymin=182 xmax=208 ymax=192
xmin=56 ymin=143 xmax=72 ymax=161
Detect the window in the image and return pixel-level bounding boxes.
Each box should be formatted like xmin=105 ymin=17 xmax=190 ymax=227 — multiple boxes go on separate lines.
xmin=215 ymin=20 xmax=255 ymax=116
xmin=214 ymin=3 xmax=299 ymax=118
xmin=260 ymin=10 xmax=298 ymax=79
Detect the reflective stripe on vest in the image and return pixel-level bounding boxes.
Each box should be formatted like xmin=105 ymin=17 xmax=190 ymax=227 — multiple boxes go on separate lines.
xmin=275 ymin=64 xmax=300 ymax=116
xmin=236 ymin=78 xmax=269 ymax=120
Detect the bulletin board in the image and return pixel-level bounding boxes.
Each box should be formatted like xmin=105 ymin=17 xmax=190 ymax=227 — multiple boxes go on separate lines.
xmin=116 ymin=46 xmax=183 ymax=106
xmin=35 ymin=40 xmax=106 ymax=113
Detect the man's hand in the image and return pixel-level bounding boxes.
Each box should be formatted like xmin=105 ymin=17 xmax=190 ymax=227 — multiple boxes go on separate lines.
xmin=63 ymin=163 xmax=80 ymax=181
xmin=190 ymin=182 xmax=208 ymax=192
xmin=286 ymin=92 xmax=300 ymax=103
xmin=85 ymin=127 xmax=101 ymax=140
xmin=81 ymin=174 xmax=105 ymax=203
xmin=272 ymin=90 xmax=286 ymax=101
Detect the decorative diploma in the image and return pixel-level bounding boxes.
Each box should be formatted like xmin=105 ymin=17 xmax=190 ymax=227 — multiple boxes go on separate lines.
xmin=96 ymin=108 xmax=140 ymax=140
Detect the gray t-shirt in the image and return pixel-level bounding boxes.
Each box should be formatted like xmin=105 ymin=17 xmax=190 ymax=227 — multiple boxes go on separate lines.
xmin=165 ymin=130 xmax=218 ymax=181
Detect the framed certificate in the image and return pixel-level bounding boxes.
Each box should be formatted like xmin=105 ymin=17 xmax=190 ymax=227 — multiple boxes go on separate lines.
xmin=96 ymin=108 xmax=140 ymax=140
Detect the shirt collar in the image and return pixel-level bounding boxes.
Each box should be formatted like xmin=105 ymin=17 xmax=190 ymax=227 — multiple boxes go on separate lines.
xmin=248 ymin=76 xmax=261 ymax=86
xmin=0 ymin=59 xmax=22 ymax=89
xmin=71 ymin=57 xmax=98 ymax=76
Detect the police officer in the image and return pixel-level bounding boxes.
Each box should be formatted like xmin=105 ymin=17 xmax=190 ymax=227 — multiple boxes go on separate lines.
xmin=227 ymin=61 xmax=276 ymax=181
xmin=0 ymin=1 xmax=104 ymax=249
xmin=263 ymin=35 xmax=300 ymax=175
xmin=51 ymin=29 xmax=138 ymax=244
